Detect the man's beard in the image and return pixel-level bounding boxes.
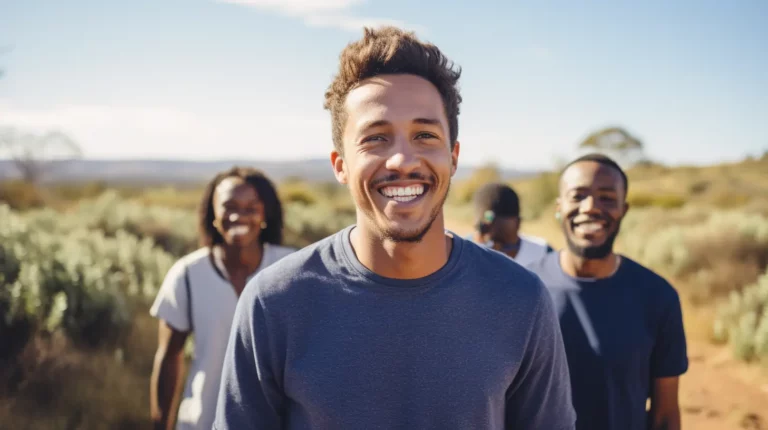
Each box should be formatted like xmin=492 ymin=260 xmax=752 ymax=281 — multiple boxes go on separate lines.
xmin=563 ymin=217 xmax=622 ymax=259
xmin=378 ymin=180 xmax=450 ymax=243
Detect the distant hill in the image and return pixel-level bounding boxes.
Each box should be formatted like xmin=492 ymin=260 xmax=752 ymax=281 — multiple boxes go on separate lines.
xmin=0 ymin=158 xmax=536 ymax=185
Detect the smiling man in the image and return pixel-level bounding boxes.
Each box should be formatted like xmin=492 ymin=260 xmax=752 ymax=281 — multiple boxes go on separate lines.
xmin=212 ymin=26 xmax=576 ymax=429
xmin=525 ymin=153 xmax=689 ymax=430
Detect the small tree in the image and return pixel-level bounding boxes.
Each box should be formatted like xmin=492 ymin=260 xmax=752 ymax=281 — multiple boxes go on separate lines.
xmin=0 ymin=127 xmax=83 ymax=184
xmin=578 ymin=126 xmax=646 ymax=167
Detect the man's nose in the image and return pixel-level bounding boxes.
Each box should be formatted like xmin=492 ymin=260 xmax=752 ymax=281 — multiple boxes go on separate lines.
xmin=384 ymin=137 xmax=420 ymax=174
xmin=579 ymin=195 xmax=600 ymax=214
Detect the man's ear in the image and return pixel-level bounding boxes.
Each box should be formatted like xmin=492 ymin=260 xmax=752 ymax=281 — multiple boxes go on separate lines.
xmin=622 ymin=200 xmax=630 ymax=217
xmin=331 ymin=149 xmax=347 ymax=184
xmin=450 ymin=141 xmax=460 ymax=176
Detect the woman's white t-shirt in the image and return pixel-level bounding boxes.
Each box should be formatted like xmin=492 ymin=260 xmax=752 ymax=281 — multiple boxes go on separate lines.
xmin=150 ymin=243 xmax=295 ymax=430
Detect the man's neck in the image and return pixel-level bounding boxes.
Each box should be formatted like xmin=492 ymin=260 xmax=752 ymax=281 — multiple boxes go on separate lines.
xmin=559 ymin=249 xmax=620 ymax=279
xmin=350 ymin=215 xmax=452 ymax=280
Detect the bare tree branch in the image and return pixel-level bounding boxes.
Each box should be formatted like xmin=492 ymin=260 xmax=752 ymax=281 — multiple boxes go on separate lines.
xmin=0 ymin=127 xmax=83 ymax=184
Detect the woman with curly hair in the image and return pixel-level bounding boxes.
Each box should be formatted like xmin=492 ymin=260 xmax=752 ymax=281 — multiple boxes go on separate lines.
xmin=149 ymin=166 xmax=294 ymax=430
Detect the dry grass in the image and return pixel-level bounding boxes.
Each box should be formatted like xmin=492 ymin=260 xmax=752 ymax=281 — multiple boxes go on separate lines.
xmin=0 ymin=311 xmax=159 ymax=430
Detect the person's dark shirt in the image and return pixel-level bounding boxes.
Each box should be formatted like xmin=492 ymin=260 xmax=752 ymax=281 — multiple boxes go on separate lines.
xmin=526 ymin=252 xmax=688 ymax=430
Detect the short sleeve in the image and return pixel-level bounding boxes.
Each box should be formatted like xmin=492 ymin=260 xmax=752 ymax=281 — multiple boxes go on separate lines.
xmin=650 ymin=287 xmax=689 ymax=378
xmin=505 ymin=279 xmax=576 ymax=429
xmin=149 ymin=259 xmax=191 ymax=332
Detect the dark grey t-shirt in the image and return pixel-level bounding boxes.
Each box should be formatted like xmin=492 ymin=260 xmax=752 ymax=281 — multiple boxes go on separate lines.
xmin=213 ymin=226 xmax=576 ymax=429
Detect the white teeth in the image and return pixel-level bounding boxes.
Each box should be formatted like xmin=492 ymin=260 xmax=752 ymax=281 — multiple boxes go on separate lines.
xmin=575 ymin=222 xmax=603 ymax=234
xmin=380 ymin=185 xmax=425 ymax=198
xmin=229 ymin=225 xmax=250 ymax=235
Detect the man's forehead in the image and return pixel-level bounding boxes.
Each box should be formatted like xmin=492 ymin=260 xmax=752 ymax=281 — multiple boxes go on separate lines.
xmin=344 ymin=75 xmax=445 ymax=124
xmin=561 ymin=161 xmax=623 ymax=189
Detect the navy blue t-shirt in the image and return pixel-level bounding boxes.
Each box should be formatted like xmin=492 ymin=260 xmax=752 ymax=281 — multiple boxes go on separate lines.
xmin=525 ymin=252 xmax=688 ymax=430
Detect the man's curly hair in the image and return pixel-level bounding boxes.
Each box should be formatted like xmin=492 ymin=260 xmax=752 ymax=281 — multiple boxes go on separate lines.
xmin=323 ymin=26 xmax=462 ymax=154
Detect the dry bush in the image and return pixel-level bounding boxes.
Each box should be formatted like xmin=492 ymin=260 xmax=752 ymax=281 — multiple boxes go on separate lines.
xmin=618 ymin=208 xmax=768 ymax=304
xmin=0 ymin=181 xmax=46 ymax=210
xmin=0 ymin=313 xmax=158 ymax=429
xmin=627 ymin=191 xmax=686 ymax=209
xmin=712 ymin=268 xmax=768 ymax=362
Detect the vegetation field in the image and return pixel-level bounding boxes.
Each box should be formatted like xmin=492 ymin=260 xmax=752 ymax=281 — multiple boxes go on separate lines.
xmin=1 ymin=155 xmax=767 ymax=429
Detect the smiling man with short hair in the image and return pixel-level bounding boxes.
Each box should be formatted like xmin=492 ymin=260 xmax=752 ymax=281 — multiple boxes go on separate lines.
xmin=526 ymin=153 xmax=688 ymax=430
xmin=213 ymin=26 xmax=576 ymax=430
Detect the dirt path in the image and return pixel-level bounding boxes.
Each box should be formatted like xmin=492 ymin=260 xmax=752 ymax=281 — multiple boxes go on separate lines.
xmin=681 ymin=341 xmax=768 ymax=429
xmin=445 ymin=218 xmax=768 ymax=429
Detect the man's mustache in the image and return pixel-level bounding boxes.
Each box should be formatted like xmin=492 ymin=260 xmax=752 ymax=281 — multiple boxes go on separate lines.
xmin=369 ymin=173 xmax=436 ymax=188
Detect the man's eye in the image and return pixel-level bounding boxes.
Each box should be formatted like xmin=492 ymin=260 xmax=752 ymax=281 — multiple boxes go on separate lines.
xmin=415 ymin=132 xmax=438 ymax=140
xmin=362 ymin=135 xmax=386 ymax=143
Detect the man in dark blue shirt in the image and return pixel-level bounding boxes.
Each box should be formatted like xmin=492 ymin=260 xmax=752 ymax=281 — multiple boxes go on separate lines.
xmin=526 ymin=153 xmax=688 ymax=430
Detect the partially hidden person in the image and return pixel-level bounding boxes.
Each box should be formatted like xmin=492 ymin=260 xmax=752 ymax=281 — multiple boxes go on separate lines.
xmin=470 ymin=182 xmax=554 ymax=265
xmin=150 ymin=166 xmax=295 ymax=430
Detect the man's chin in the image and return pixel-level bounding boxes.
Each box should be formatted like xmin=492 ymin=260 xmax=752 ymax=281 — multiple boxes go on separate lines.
xmin=379 ymin=224 xmax=431 ymax=243
xmin=375 ymin=216 xmax=440 ymax=243
xmin=565 ymin=237 xmax=615 ymax=259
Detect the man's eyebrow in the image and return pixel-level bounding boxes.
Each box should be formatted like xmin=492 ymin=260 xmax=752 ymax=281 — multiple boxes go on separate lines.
xmin=566 ymin=185 xmax=619 ymax=192
xmin=359 ymin=119 xmax=390 ymax=131
xmin=358 ymin=118 xmax=443 ymax=131
xmin=413 ymin=117 xmax=442 ymax=126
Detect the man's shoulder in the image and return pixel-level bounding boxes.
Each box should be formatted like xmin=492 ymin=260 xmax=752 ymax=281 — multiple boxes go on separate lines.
xmin=461 ymin=237 xmax=549 ymax=299
xmin=520 ymin=233 xmax=550 ymax=248
xmin=620 ymin=256 xmax=681 ymax=300
xmin=521 ymin=248 xmax=557 ymax=273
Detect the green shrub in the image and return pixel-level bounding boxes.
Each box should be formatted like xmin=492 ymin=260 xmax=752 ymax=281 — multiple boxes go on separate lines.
xmin=0 ymin=204 xmax=176 ymax=351
xmin=617 ymin=208 xmax=768 ymax=302
xmin=712 ymin=268 xmax=768 ymax=361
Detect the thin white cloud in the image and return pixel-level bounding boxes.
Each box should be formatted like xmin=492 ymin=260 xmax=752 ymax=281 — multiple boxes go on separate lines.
xmin=216 ymin=0 xmax=424 ymax=33
xmin=304 ymin=14 xmax=426 ymax=34
xmin=217 ymin=0 xmax=363 ymax=15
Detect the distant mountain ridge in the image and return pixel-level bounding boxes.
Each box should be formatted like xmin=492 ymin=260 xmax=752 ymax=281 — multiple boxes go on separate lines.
xmin=0 ymin=158 xmax=537 ymax=185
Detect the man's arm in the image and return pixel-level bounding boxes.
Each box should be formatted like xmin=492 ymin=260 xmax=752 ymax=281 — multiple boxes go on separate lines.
xmin=213 ymin=283 xmax=285 ymax=429
xmin=648 ymin=285 xmax=688 ymax=430
xmin=647 ymin=377 xmax=681 ymax=430
xmin=505 ymin=280 xmax=576 ymax=429
xmin=150 ymin=321 xmax=188 ymax=430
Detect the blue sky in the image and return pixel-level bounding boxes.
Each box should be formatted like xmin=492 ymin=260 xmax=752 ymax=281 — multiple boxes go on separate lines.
xmin=1 ymin=0 xmax=766 ymax=170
